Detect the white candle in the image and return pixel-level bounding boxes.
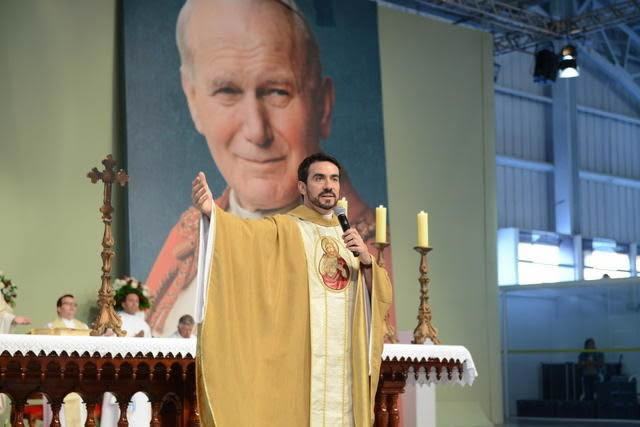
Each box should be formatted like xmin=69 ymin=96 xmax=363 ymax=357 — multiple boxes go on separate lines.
xmin=336 ymin=197 xmax=348 ymax=216
xmin=417 ymin=211 xmax=429 ymax=247
xmin=375 ymin=205 xmax=387 ymax=243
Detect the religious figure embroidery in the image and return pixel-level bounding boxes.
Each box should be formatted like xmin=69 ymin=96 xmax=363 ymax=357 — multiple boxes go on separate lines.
xmin=318 ymin=236 xmax=350 ymax=291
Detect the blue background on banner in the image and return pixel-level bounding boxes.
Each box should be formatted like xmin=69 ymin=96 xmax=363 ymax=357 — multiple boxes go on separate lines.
xmin=123 ymin=0 xmax=388 ymax=279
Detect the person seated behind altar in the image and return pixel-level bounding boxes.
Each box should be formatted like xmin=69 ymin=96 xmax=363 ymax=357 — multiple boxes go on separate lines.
xmin=0 ymin=273 xmax=30 ymax=426
xmin=47 ymin=294 xmax=89 ymax=330
xmin=0 ymin=301 xmax=30 ymax=333
xmin=42 ymin=294 xmax=88 ymax=426
xmin=111 ymin=277 xmax=152 ymax=337
xmin=100 ymin=282 xmax=152 ymax=427
xmin=0 ymin=272 xmax=30 ymax=334
xmin=116 ymin=291 xmax=151 ymax=337
xmin=168 ymin=314 xmax=196 ymax=339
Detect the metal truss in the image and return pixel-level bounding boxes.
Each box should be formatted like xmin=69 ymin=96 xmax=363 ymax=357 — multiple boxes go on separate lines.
xmin=374 ymin=0 xmax=640 ymax=54
xmin=374 ymin=0 xmax=640 ymax=104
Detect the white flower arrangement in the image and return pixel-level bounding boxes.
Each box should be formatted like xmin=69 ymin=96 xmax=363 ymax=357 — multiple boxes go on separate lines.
xmin=113 ymin=276 xmax=152 ymax=310
xmin=0 ymin=271 xmax=18 ymax=308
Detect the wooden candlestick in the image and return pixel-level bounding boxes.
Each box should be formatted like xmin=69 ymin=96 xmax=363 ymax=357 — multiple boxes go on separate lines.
xmin=87 ymin=155 xmax=128 ymax=337
xmin=412 ymin=246 xmax=440 ymax=345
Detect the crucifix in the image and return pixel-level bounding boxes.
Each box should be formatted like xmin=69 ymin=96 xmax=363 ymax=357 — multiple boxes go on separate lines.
xmin=87 ymin=154 xmax=129 ymax=336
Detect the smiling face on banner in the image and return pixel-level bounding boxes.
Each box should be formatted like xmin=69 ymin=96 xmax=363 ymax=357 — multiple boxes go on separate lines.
xmin=179 ymin=0 xmax=334 ymax=212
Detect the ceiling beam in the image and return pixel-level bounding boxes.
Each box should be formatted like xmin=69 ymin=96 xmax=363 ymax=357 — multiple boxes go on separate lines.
xmin=595 ymin=0 xmax=640 ymax=45
xmin=624 ymin=33 xmax=632 ymax=68
xmin=600 ymin=29 xmax=621 ymax=66
xmin=580 ymin=45 xmax=640 ymax=108
xmin=577 ymin=0 xmax=592 ymax=15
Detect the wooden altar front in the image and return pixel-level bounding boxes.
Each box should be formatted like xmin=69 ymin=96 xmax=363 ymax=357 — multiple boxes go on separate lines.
xmin=0 ymin=336 xmax=197 ymax=427
xmin=0 ymin=336 xmax=476 ymax=426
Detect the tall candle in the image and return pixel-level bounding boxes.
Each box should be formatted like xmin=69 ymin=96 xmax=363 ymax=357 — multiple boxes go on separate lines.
xmin=336 ymin=197 xmax=348 ymax=216
xmin=375 ymin=205 xmax=387 ymax=243
xmin=417 ymin=211 xmax=429 ymax=247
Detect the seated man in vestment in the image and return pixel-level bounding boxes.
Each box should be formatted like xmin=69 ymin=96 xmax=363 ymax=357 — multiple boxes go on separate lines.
xmin=0 ymin=272 xmax=30 ymax=333
xmin=0 ymin=274 xmax=30 ymax=425
xmin=192 ymin=153 xmax=392 ymax=426
xmin=47 ymin=294 xmax=88 ymax=330
xmin=42 ymin=295 xmax=88 ymax=425
xmin=0 ymin=297 xmax=30 ymax=333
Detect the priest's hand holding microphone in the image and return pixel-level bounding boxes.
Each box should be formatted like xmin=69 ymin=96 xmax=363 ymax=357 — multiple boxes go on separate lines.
xmin=334 ymin=206 xmax=372 ymax=267
xmin=335 ymin=205 xmax=374 ymax=293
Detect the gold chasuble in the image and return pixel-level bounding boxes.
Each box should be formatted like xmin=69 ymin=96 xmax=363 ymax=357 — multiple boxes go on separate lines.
xmin=48 ymin=318 xmax=89 ymax=329
xmin=197 ymin=204 xmax=392 ymax=427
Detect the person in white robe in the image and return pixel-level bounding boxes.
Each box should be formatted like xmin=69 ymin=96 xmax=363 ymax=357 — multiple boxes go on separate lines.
xmin=0 ymin=289 xmax=30 ymax=333
xmin=0 ymin=285 xmax=30 ymax=425
xmin=167 ymin=314 xmax=196 ymax=339
xmin=100 ymin=290 xmax=152 ymax=427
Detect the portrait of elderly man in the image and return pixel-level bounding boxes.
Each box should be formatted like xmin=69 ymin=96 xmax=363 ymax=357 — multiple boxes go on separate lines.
xmin=133 ymin=0 xmax=390 ymax=334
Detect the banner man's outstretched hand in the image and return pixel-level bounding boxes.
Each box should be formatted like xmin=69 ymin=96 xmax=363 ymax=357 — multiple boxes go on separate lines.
xmin=192 ymin=172 xmax=213 ymax=218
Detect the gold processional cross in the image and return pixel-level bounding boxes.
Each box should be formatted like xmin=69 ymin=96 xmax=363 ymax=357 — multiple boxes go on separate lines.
xmin=87 ymin=155 xmax=128 ymax=337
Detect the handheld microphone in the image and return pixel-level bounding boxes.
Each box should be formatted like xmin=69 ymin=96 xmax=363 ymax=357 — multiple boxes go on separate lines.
xmin=333 ymin=206 xmax=359 ymax=257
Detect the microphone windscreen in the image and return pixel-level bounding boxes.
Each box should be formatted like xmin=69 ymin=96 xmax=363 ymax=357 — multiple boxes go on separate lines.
xmin=333 ymin=206 xmax=346 ymax=217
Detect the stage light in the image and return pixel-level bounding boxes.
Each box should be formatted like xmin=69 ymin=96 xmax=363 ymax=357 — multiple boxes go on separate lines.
xmin=558 ymin=44 xmax=579 ymax=78
xmin=533 ymin=49 xmax=558 ymax=84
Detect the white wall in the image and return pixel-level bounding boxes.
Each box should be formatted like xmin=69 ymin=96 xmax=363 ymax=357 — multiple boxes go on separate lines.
xmin=378 ymin=7 xmax=502 ymax=425
xmin=0 ymin=0 xmax=121 ymax=330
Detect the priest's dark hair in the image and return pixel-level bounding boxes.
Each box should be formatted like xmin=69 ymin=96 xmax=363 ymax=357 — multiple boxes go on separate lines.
xmin=297 ymin=152 xmax=342 ymax=184
xmin=56 ymin=294 xmax=75 ymax=308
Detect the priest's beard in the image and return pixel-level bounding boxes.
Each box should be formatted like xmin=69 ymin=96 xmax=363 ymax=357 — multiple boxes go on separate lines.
xmin=308 ymin=190 xmax=337 ymax=211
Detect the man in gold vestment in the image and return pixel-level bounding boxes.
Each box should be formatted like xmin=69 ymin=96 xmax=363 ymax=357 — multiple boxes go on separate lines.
xmin=47 ymin=294 xmax=89 ymax=330
xmin=192 ymin=153 xmax=392 ymax=426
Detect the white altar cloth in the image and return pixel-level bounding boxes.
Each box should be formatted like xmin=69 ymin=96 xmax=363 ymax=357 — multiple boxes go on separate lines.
xmin=0 ymin=336 xmax=476 ymax=387
xmin=0 ymin=335 xmax=196 ymax=358
xmin=382 ymin=343 xmax=477 ymax=386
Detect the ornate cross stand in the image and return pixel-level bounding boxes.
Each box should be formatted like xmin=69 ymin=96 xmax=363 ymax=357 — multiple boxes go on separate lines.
xmin=87 ymin=155 xmax=128 ymax=336
xmin=412 ymin=247 xmax=440 ymax=344
xmin=374 ymin=242 xmax=399 ymax=343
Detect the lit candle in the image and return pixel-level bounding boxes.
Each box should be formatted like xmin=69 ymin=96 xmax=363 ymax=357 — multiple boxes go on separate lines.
xmin=336 ymin=197 xmax=348 ymax=216
xmin=375 ymin=205 xmax=387 ymax=243
xmin=417 ymin=211 xmax=429 ymax=247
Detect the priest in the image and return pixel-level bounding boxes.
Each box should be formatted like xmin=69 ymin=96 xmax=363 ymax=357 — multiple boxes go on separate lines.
xmin=0 ymin=272 xmax=30 ymax=333
xmin=0 ymin=297 xmax=30 ymax=333
xmin=0 ymin=275 xmax=29 ymax=425
xmin=47 ymin=294 xmax=89 ymax=330
xmin=193 ymin=153 xmax=392 ymax=426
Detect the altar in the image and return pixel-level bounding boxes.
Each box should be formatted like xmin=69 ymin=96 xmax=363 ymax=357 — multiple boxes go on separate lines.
xmin=0 ymin=335 xmax=476 ymax=426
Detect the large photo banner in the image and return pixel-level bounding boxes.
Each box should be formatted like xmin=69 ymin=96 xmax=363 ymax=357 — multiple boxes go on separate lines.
xmin=123 ymin=0 xmax=390 ymax=335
